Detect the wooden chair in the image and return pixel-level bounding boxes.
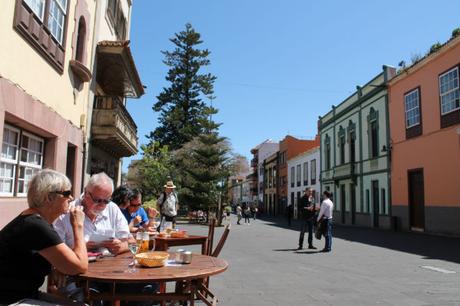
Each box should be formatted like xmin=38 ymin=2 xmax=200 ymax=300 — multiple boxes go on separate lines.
xmin=201 ymin=223 xmax=231 ymax=302
xmin=211 ymin=223 xmax=231 ymax=258
xmin=206 ymin=217 xmax=216 ymax=256
xmin=177 ymin=223 xmax=231 ymax=306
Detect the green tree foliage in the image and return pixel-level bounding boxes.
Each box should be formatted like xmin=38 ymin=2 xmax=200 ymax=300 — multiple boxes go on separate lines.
xmin=148 ymin=23 xmax=217 ymax=150
xmin=135 ymin=142 xmax=175 ymax=200
xmin=174 ymin=132 xmax=231 ymax=212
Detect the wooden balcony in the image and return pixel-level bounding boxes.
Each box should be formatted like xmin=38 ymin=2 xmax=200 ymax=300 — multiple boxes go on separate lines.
xmin=91 ymin=96 xmax=138 ymax=158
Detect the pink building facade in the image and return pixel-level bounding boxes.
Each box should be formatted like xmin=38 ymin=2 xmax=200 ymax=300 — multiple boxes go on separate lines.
xmin=388 ymin=35 xmax=460 ymax=235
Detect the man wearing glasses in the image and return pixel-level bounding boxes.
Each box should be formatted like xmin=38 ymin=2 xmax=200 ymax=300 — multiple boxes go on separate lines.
xmin=122 ymin=188 xmax=158 ymax=233
xmin=54 ymin=172 xmax=129 ymax=255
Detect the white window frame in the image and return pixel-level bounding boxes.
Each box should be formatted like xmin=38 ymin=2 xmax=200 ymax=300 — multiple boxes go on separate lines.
xmin=0 ymin=125 xmax=20 ymax=196
xmin=303 ymin=162 xmax=308 ymax=186
xmin=311 ymin=159 xmax=317 ymax=184
xmin=296 ymin=164 xmax=301 ymax=186
xmin=290 ymin=166 xmax=295 ymax=187
xmin=439 ymin=67 xmax=460 ymax=115
xmin=24 ymin=0 xmax=46 ymax=20
xmin=47 ymin=0 xmax=68 ymax=44
xmin=0 ymin=125 xmax=44 ymax=197
xmin=404 ymin=88 xmax=421 ymax=128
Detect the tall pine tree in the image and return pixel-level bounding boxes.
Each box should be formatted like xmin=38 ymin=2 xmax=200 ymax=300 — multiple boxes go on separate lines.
xmin=149 ymin=23 xmax=217 ymax=150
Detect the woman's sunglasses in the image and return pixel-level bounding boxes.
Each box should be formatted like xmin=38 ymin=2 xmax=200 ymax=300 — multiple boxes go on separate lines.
xmin=52 ymin=190 xmax=72 ymax=198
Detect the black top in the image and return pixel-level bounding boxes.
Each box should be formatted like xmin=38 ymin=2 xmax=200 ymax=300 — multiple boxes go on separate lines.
xmin=298 ymin=195 xmax=316 ymax=220
xmin=0 ymin=213 xmax=62 ymax=304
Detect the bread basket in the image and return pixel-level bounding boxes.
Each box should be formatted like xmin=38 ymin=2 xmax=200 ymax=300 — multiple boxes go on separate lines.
xmin=135 ymin=251 xmax=169 ymax=267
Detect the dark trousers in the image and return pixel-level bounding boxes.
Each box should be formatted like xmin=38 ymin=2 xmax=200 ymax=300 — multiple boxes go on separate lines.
xmin=323 ymin=219 xmax=333 ymax=251
xmin=298 ymin=219 xmax=314 ymax=248
xmin=164 ymin=215 xmax=177 ymax=227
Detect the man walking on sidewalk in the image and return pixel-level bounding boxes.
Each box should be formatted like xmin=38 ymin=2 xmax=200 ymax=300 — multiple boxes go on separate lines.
xmin=297 ymin=188 xmax=317 ymax=250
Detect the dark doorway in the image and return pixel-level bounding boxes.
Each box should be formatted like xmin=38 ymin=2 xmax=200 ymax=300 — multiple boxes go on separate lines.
xmin=408 ymin=169 xmax=425 ymax=230
xmin=340 ymin=184 xmax=346 ymax=224
xmin=372 ymin=180 xmax=379 ymax=227
xmin=350 ymin=184 xmax=356 ymax=225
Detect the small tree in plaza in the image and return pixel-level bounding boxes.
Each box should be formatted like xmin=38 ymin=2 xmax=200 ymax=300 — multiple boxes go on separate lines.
xmin=174 ymin=131 xmax=231 ymax=212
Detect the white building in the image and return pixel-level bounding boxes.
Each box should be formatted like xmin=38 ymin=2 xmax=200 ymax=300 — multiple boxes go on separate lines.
xmin=250 ymin=139 xmax=279 ymax=205
xmin=287 ymin=147 xmax=320 ymax=219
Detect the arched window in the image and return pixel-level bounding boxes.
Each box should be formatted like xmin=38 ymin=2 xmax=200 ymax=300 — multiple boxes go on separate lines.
xmin=75 ymin=16 xmax=86 ymax=62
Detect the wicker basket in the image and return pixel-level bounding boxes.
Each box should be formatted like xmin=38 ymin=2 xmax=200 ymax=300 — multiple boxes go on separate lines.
xmin=135 ymin=251 xmax=169 ymax=267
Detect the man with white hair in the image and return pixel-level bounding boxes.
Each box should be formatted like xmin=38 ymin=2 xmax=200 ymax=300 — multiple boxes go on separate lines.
xmin=55 ymin=172 xmax=129 ymax=254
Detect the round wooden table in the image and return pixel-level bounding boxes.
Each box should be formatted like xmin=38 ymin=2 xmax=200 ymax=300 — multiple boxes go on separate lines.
xmin=77 ymin=252 xmax=228 ymax=305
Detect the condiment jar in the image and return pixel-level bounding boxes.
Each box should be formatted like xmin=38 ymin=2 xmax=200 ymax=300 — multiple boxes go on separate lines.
xmin=182 ymin=251 xmax=192 ymax=264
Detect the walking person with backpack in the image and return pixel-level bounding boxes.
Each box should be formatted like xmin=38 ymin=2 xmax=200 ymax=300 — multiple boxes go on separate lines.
xmin=157 ymin=180 xmax=179 ymax=228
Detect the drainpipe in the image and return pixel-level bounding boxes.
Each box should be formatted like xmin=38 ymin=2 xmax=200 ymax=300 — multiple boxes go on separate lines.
xmin=81 ymin=0 xmax=101 ymax=191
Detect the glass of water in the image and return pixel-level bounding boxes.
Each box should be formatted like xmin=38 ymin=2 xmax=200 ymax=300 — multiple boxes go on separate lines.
xmin=127 ymin=242 xmax=139 ymax=273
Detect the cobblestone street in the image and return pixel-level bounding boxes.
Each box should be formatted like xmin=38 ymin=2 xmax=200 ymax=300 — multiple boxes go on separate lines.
xmin=177 ymin=215 xmax=460 ymax=306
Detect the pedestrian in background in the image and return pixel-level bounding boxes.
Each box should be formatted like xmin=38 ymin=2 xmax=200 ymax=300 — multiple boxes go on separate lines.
xmin=317 ymin=190 xmax=334 ymax=252
xmin=157 ymin=180 xmax=179 ymax=227
xmin=243 ymin=204 xmax=251 ymax=225
xmin=297 ymin=188 xmax=317 ymax=250
xmin=236 ymin=205 xmax=242 ymax=225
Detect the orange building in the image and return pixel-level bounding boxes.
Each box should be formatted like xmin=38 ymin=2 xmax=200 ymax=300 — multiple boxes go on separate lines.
xmin=278 ymin=135 xmax=319 ymax=216
xmin=388 ymin=33 xmax=460 ymax=235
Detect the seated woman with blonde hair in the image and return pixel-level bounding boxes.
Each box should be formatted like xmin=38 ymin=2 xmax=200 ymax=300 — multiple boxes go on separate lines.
xmin=0 ymin=169 xmax=88 ymax=305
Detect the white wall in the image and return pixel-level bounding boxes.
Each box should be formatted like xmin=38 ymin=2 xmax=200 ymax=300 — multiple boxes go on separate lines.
xmin=287 ymin=147 xmax=320 ymax=219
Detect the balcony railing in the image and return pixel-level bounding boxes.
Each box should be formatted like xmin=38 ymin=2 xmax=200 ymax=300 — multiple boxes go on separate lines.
xmin=91 ymin=96 xmax=138 ymax=158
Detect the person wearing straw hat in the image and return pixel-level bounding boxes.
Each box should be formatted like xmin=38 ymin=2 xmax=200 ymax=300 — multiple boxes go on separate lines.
xmin=157 ymin=180 xmax=179 ymax=227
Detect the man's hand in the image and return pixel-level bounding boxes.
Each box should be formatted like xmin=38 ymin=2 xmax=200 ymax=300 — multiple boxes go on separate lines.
xmin=132 ymin=215 xmax=142 ymax=225
xmin=100 ymin=238 xmax=126 ymax=255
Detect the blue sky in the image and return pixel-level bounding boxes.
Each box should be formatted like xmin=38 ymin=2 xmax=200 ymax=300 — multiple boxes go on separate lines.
xmin=123 ymin=0 xmax=459 ymax=171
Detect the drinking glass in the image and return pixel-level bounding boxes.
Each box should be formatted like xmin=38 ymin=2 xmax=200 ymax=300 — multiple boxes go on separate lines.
xmin=165 ymin=222 xmax=173 ymax=235
xmin=149 ymin=237 xmax=155 ymax=252
xmin=127 ymin=242 xmax=139 ymax=273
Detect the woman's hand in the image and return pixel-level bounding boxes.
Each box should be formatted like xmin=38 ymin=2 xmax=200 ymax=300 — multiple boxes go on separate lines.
xmin=69 ymin=206 xmax=85 ymax=229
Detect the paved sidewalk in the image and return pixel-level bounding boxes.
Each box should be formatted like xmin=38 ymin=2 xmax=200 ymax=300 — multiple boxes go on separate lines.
xmin=176 ymin=214 xmax=460 ymax=306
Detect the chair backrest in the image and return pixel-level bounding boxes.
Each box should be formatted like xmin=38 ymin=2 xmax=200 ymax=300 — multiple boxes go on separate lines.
xmin=211 ymin=223 xmax=231 ymax=258
xmin=206 ymin=218 xmax=216 ymax=255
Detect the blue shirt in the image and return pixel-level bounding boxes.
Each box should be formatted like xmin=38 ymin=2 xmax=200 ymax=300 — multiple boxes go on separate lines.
xmin=122 ymin=207 xmax=149 ymax=227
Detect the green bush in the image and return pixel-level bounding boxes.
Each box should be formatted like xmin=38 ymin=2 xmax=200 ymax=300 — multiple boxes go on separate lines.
xmin=452 ymin=28 xmax=460 ymax=38
xmin=429 ymin=42 xmax=442 ymax=54
xmin=143 ymin=198 xmax=159 ymax=210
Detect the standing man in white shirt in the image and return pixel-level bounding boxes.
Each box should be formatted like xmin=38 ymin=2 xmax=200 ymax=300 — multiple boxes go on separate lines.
xmin=317 ymin=190 xmax=334 ymax=252
xmin=157 ymin=180 xmax=179 ymax=227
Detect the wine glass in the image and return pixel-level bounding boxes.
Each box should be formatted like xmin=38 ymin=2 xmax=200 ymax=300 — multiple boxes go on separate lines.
xmin=127 ymin=242 xmax=139 ymax=273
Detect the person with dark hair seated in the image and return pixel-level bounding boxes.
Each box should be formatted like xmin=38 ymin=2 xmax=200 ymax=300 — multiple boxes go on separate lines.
xmin=115 ymin=187 xmax=158 ymax=233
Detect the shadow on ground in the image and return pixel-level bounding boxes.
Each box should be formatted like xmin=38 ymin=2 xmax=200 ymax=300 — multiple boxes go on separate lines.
xmin=259 ymin=214 xmax=460 ymax=264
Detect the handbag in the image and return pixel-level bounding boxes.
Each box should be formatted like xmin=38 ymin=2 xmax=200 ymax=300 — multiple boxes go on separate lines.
xmin=315 ymin=220 xmax=323 ymax=240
